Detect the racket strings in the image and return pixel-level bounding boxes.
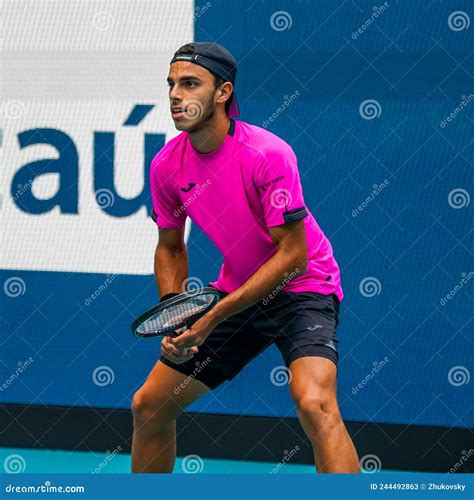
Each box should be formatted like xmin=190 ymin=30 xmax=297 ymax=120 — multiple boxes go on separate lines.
xmin=137 ymin=293 xmax=215 ymax=335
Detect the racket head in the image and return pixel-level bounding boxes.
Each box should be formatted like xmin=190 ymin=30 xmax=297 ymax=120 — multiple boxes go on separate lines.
xmin=131 ymin=287 xmax=222 ymax=338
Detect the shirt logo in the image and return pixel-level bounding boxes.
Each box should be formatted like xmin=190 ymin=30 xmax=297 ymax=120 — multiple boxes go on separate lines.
xmin=260 ymin=175 xmax=285 ymax=191
xmin=180 ymin=183 xmax=197 ymax=192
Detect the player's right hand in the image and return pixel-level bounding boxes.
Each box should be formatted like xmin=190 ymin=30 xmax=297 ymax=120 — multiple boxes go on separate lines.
xmin=161 ymin=335 xmax=198 ymax=364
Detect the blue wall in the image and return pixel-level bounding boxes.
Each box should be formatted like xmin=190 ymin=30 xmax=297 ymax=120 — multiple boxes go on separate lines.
xmin=1 ymin=0 xmax=472 ymax=428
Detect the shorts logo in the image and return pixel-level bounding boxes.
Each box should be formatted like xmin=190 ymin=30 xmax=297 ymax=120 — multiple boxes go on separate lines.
xmin=307 ymin=324 xmax=323 ymax=330
xmin=180 ymin=183 xmax=197 ymax=192
xmin=260 ymin=175 xmax=285 ymax=191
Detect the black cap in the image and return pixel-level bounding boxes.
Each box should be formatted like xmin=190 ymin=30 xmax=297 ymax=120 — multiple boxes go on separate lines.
xmin=170 ymin=42 xmax=240 ymax=118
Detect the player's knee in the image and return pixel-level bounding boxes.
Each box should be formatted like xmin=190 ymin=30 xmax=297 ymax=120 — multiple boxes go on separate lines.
xmin=131 ymin=390 xmax=153 ymax=421
xmin=131 ymin=390 xmax=175 ymax=428
xmin=295 ymin=393 xmax=340 ymax=431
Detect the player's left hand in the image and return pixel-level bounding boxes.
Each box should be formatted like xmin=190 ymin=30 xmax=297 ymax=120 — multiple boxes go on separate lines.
xmin=170 ymin=312 xmax=219 ymax=350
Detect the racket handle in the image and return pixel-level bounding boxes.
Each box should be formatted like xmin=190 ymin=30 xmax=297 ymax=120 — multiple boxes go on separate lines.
xmin=175 ymin=325 xmax=189 ymax=354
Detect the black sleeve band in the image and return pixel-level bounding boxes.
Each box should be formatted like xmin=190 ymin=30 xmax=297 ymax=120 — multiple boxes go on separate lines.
xmin=282 ymin=206 xmax=308 ymax=224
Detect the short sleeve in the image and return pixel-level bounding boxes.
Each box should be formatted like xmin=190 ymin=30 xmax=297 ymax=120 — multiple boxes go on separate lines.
xmin=150 ymin=160 xmax=186 ymax=229
xmin=254 ymin=147 xmax=308 ymax=228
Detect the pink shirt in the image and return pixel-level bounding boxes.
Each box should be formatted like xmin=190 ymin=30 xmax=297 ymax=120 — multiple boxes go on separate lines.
xmin=150 ymin=119 xmax=344 ymax=302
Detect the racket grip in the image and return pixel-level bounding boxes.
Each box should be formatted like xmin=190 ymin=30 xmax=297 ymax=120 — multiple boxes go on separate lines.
xmin=175 ymin=325 xmax=189 ymax=354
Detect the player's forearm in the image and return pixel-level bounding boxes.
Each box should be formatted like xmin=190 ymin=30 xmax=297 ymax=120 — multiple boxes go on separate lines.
xmin=154 ymin=244 xmax=188 ymax=297
xmin=209 ymin=250 xmax=307 ymax=324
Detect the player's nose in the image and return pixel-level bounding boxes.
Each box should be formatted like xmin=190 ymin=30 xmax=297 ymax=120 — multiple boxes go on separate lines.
xmin=169 ymin=85 xmax=182 ymax=102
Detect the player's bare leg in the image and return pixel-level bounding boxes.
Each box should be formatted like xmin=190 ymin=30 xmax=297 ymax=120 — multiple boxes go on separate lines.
xmin=289 ymin=356 xmax=360 ymax=473
xmin=131 ymin=360 xmax=209 ymax=473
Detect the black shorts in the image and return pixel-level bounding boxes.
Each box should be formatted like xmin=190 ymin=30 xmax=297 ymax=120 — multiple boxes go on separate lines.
xmin=160 ymin=288 xmax=341 ymax=390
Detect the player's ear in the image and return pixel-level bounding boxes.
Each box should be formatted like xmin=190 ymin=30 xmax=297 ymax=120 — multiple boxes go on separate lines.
xmin=217 ymin=81 xmax=233 ymax=103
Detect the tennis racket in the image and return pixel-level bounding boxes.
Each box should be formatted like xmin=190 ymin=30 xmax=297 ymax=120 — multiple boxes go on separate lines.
xmin=131 ymin=287 xmax=222 ymax=338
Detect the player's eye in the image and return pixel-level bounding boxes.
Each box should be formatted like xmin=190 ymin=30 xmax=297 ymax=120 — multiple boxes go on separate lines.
xmin=186 ymin=81 xmax=198 ymax=88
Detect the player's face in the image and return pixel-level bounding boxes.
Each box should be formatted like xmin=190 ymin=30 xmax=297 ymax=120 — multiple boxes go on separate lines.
xmin=168 ymin=62 xmax=218 ymax=131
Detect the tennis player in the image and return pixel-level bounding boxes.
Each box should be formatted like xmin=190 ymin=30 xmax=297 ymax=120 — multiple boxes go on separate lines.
xmin=131 ymin=42 xmax=360 ymax=473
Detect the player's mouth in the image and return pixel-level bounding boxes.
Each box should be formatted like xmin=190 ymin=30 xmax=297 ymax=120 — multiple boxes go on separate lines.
xmin=170 ymin=106 xmax=187 ymax=119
